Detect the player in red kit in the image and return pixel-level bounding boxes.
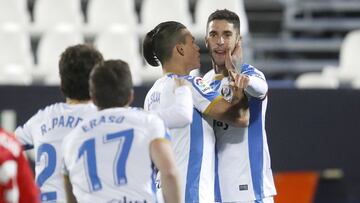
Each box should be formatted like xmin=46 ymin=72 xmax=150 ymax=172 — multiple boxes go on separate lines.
xmin=0 ymin=128 xmax=39 ymax=203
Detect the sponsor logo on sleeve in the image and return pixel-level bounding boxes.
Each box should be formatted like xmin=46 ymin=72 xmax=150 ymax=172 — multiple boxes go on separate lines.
xmin=194 ymin=77 xmax=213 ymax=94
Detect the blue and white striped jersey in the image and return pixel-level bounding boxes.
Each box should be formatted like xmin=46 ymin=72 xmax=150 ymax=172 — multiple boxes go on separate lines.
xmin=203 ymin=64 xmax=277 ymax=202
xmin=144 ymin=74 xmax=221 ymax=203
xmin=62 ymin=107 xmax=168 ymax=203
xmin=14 ymin=102 xmax=97 ymax=203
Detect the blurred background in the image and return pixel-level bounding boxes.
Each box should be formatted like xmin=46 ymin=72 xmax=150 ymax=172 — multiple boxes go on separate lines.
xmin=0 ymin=0 xmax=360 ymax=202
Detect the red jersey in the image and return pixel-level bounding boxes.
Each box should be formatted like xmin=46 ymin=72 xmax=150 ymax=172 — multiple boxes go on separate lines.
xmin=0 ymin=128 xmax=39 ymax=203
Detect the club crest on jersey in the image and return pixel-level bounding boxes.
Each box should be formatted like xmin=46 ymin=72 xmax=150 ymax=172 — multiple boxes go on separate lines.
xmin=221 ymin=85 xmax=233 ymax=102
xmin=194 ymin=77 xmax=212 ymax=94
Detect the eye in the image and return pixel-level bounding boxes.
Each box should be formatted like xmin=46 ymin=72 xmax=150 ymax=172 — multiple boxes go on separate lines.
xmin=209 ymin=32 xmax=216 ymax=37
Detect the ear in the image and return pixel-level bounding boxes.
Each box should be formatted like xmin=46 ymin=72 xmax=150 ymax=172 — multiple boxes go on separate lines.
xmin=175 ymin=44 xmax=185 ymax=56
xmin=205 ymin=36 xmax=209 ymax=48
xmin=127 ymin=89 xmax=134 ymax=106
xmin=236 ymin=35 xmax=242 ymax=43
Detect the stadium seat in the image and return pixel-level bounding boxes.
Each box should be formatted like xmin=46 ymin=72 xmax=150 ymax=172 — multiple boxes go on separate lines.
xmin=32 ymin=0 xmax=84 ymax=35
xmin=86 ymin=0 xmax=138 ymax=36
xmin=322 ymin=29 xmax=360 ymax=83
xmin=94 ymin=25 xmax=143 ymax=86
xmin=295 ymin=72 xmax=339 ymax=89
xmin=351 ymin=78 xmax=360 ymax=89
xmin=140 ymin=0 xmax=192 ymax=35
xmin=0 ymin=0 xmax=30 ymax=29
xmin=36 ymin=24 xmax=84 ymax=85
xmin=194 ymin=0 xmax=249 ymax=37
xmin=0 ymin=23 xmax=33 ymax=85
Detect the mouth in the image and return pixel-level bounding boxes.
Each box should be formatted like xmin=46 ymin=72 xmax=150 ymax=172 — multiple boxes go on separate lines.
xmin=213 ymin=49 xmax=226 ymax=55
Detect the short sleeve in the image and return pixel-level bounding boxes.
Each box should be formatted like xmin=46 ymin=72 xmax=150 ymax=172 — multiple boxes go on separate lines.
xmin=186 ymin=76 xmax=220 ymax=113
xmin=14 ymin=123 xmax=34 ymax=149
xmin=148 ymin=115 xmax=168 ymax=141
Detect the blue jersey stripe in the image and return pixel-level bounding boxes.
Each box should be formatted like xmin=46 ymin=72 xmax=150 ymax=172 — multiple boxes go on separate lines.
xmin=151 ymin=163 xmax=158 ymax=203
xmin=168 ymin=73 xmax=219 ymax=102
xmin=248 ymin=98 xmax=265 ymax=200
xmin=185 ymin=109 xmax=204 ymax=203
xmin=214 ymin=146 xmax=222 ymax=202
xmin=209 ymin=80 xmax=222 ymax=92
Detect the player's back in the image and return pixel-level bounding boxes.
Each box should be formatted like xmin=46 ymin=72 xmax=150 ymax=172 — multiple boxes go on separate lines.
xmin=145 ymin=74 xmax=217 ymax=203
xmin=14 ymin=102 xmax=97 ymax=202
xmin=62 ymin=107 xmax=167 ymax=203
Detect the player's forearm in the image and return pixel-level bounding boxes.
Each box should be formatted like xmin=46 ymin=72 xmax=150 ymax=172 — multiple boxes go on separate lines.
xmin=227 ymin=97 xmax=249 ymax=127
xmin=161 ymin=169 xmax=182 ymax=203
xmin=64 ymin=175 xmax=77 ymax=203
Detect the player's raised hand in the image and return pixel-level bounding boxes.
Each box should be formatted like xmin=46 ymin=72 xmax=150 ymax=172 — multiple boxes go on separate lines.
xmin=229 ymin=71 xmax=249 ymax=104
xmin=224 ymin=40 xmax=243 ymax=73
xmin=228 ymin=69 xmax=249 ymax=89
xmin=231 ymin=40 xmax=243 ymax=70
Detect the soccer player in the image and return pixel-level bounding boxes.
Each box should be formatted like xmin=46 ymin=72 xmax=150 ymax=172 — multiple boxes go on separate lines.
xmin=14 ymin=44 xmax=104 ymax=202
xmin=143 ymin=21 xmax=250 ymax=203
xmin=0 ymin=128 xmax=39 ymax=203
xmin=203 ymin=9 xmax=277 ymax=203
xmin=62 ymin=60 xmax=181 ymax=203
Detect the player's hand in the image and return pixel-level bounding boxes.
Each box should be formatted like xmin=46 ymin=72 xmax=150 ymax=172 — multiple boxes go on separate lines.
xmin=231 ymin=41 xmax=243 ymax=69
xmin=225 ymin=41 xmax=243 ymax=73
xmin=229 ymin=72 xmax=249 ymax=104
xmin=228 ymin=70 xmax=249 ymax=89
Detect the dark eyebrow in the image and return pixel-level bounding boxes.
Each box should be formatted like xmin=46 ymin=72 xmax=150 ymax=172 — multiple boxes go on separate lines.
xmin=223 ymin=30 xmax=233 ymax=35
xmin=209 ymin=30 xmax=217 ymax=35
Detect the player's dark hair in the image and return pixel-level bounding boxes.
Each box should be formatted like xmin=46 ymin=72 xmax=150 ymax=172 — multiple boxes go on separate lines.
xmin=143 ymin=21 xmax=187 ymax=66
xmin=59 ymin=44 xmax=104 ymax=100
xmin=206 ymin=9 xmax=240 ymax=34
xmin=90 ymin=60 xmax=133 ymax=109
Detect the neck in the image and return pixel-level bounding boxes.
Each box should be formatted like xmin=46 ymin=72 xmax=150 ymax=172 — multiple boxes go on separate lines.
xmin=213 ymin=62 xmax=229 ymax=77
xmin=163 ymin=60 xmax=189 ymax=75
xmin=66 ymin=98 xmax=90 ymax=105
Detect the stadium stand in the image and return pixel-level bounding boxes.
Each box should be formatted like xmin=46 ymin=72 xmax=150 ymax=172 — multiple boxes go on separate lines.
xmin=35 ymin=24 xmax=84 ymax=85
xmin=0 ymin=23 xmax=33 ymax=85
xmin=0 ymin=0 xmax=358 ymax=87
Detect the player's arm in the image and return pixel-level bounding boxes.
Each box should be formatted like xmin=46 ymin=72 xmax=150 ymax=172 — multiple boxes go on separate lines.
xmin=150 ymin=139 xmax=182 ymax=203
xmin=243 ymin=67 xmax=268 ymax=99
xmin=17 ymin=150 xmax=40 ymax=203
xmin=230 ymin=42 xmax=268 ymax=99
xmin=153 ymin=78 xmax=193 ymax=128
xmin=63 ymin=175 xmax=77 ymax=203
xmin=204 ymin=72 xmax=250 ymax=127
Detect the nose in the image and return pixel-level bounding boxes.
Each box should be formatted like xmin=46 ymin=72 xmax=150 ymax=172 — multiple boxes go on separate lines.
xmin=195 ymin=43 xmax=200 ymax=51
xmin=217 ymin=36 xmax=224 ymax=45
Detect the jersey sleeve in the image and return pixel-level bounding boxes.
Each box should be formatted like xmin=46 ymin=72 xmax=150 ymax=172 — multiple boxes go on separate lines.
xmin=14 ymin=113 xmax=39 ymax=149
xmin=186 ymin=76 xmax=221 ymax=113
xmin=151 ymin=86 xmax=193 ymax=128
xmin=148 ymin=115 xmax=169 ymax=142
xmin=241 ymin=64 xmax=268 ymax=99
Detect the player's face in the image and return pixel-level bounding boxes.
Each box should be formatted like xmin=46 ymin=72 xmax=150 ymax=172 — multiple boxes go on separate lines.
xmin=205 ymin=20 xmax=240 ymax=67
xmin=182 ymin=30 xmax=201 ymax=70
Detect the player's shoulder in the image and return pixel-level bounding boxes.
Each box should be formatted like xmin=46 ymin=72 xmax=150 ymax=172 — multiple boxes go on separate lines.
xmin=203 ymin=69 xmax=215 ymax=82
xmin=241 ymin=63 xmax=265 ymax=76
xmin=0 ymin=128 xmax=22 ymax=157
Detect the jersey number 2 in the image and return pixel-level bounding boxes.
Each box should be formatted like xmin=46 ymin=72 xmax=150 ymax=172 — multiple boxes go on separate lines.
xmin=36 ymin=143 xmax=57 ymax=202
xmin=77 ymin=129 xmax=134 ymax=192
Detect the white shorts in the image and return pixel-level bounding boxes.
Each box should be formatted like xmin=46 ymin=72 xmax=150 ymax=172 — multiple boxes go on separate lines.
xmin=220 ymin=196 xmax=274 ymax=203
